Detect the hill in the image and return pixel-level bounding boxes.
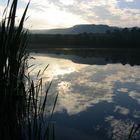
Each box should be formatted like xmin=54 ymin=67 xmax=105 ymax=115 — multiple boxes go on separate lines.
xmin=31 ymin=24 xmax=120 ymax=34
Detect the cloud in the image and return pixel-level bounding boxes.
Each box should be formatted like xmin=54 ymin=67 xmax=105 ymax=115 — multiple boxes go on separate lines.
xmin=124 ymin=0 xmax=134 ymax=2
xmin=59 ymin=0 xmax=74 ymax=6
xmin=1 ymin=0 xmax=139 ymax=28
xmin=2 ymin=0 xmax=134 ymax=28
xmin=55 ymin=0 xmax=140 ymax=27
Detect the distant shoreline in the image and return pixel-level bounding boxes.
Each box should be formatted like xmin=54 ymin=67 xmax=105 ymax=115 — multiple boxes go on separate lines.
xmin=28 ymin=44 xmax=140 ymax=53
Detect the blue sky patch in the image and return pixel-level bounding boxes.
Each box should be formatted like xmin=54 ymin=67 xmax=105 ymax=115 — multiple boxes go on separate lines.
xmin=118 ymin=0 xmax=140 ymax=9
xmin=1 ymin=0 xmax=27 ymax=8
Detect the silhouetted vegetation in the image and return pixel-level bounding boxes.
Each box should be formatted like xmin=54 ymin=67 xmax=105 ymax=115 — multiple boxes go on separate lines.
xmin=0 ymin=0 xmax=57 ymax=140
xmin=29 ymin=27 xmax=140 ymax=49
xmin=0 ymin=0 xmax=29 ymax=139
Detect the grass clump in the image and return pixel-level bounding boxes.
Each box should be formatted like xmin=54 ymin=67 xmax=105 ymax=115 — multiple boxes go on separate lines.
xmin=0 ymin=0 xmax=57 ymax=140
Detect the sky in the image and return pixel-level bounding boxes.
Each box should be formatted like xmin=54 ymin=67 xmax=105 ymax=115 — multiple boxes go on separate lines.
xmin=0 ymin=0 xmax=140 ymax=29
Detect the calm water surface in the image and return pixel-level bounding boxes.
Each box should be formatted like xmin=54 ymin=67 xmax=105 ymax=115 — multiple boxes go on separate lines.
xmin=30 ymin=52 xmax=140 ymax=140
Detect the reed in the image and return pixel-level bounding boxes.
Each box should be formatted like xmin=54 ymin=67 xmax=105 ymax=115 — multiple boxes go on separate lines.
xmin=128 ymin=123 xmax=140 ymax=140
xmin=21 ymin=69 xmax=58 ymax=140
xmin=0 ymin=0 xmax=57 ymax=140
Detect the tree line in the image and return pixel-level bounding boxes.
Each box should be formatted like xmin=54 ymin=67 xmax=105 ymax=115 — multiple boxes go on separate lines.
xmin=29 ymin=27 xmax=140 ymax=48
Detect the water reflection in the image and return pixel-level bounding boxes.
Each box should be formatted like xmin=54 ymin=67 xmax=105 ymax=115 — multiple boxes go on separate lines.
xmin=39 ymin=48 xmax=140 ymax=66
xmin=105 ymin=116 xmax=137 ymax=140
xmin=30 ymin=53 xmax=140 ymax=140
xmin=29 ymin=53 xmax=86 ymax=79
xmin=114 ymin=106 xmax=130 ymax=115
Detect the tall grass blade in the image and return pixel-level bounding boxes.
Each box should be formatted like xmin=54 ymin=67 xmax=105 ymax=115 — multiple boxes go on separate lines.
xmin=16 ymin=1 xmax=30 ymax=37
xmin=0 ymin=1 xmax=57 ymax=140
xmin=41 ymin=64 xmax=49 ymax=75
xmin=128 ymin=123 xmax=140 ymax=140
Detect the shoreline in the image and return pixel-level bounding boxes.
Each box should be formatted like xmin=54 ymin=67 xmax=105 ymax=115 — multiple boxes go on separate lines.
xmin=27 ymin=45 xmax=140 ymax=54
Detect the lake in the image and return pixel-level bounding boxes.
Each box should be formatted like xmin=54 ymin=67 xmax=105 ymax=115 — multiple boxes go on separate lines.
xmin=29 ymin=49 xmax=140 ymax=140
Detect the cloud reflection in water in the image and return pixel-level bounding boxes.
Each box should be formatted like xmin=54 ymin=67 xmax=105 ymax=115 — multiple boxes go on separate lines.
xmin=30 ymin=53 xmax=140 ymax=140
xmin=105 ymin=116 xmax=139 ymax=140
xmin=53 ymin=64 xmax=140 ymax=115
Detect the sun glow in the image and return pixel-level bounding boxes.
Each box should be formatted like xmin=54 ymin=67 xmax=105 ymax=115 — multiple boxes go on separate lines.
xmin=60 ymin=0 xmax=74 ymax=5
xmin=27 ymin=4 xmax=87 ymax=29
xmin=53 ymin=67 xmax=75 ymax=76
xmin=1 ymin=0 xmax=140 ymax=29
